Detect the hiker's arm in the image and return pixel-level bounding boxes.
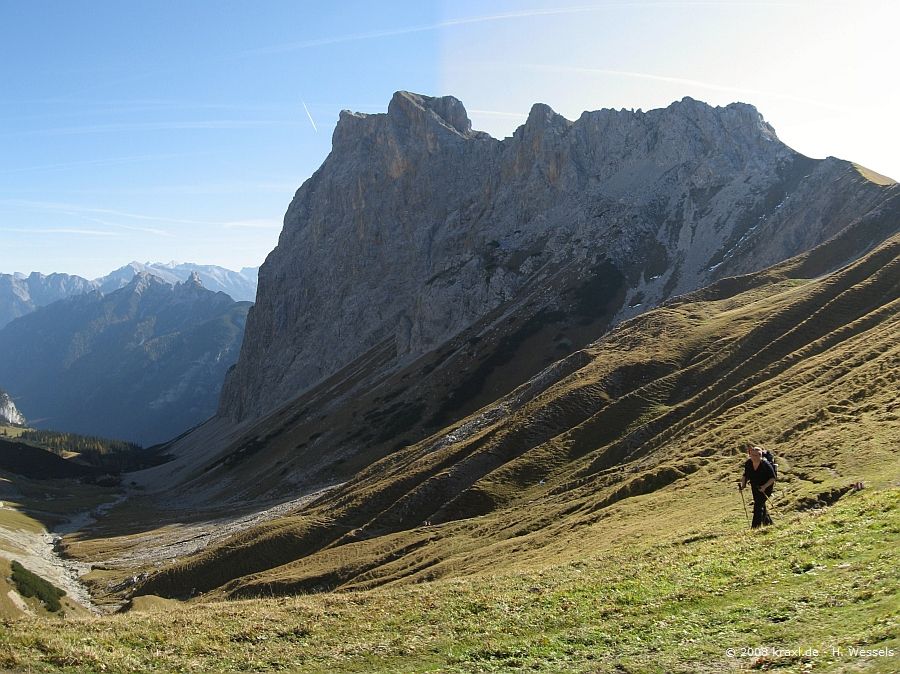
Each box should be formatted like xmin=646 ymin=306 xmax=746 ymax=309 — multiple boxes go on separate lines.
xmin=758 ymin=477 xmax=775 ymax=493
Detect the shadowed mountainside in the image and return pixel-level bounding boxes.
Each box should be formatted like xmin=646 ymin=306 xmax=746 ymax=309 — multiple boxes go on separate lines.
xmin=100 ymin=225 xmax=900 ymax=601
xmin=0 ymin=273 xmax=250 ymax=445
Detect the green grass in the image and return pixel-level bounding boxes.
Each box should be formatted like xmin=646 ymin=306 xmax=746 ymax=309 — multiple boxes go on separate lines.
xmin=0 ymin=488 xmax=896 ymax=673
xmin=0 ymin=502 xmax=45 ymax=534
xmin=0 ymin=424 xmax=26 ymax=439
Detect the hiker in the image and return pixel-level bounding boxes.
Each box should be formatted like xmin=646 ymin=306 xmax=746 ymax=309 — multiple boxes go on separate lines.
xmin=739 ymin=444 xmax=775 ymax=528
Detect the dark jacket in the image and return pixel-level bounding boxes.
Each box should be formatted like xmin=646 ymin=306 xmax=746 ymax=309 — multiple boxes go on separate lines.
xmin=744 ymin=459 xmax=776 ymax=496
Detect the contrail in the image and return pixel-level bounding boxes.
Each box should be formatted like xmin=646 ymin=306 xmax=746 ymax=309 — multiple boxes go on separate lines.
xmin=302 ymin=100 xmax=318 ymax=133
xmin=1 ymin=199 xmax=282 ymax=231
xmin=469 ymin=109 xmax=529 ymax=119
xmin=245 ymin=2 xmax=804 ymax=55
xmin=582 ymin=66 xmax=854 ymax=113
xmin=7 ymin=119 xmax=287 ymax=137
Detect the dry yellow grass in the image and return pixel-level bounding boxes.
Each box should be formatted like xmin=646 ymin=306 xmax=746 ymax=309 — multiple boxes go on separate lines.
xmin=1 ymin=488 xmax=897 ymax=672
xmin=57 ymin=233 xmax=898 ymax=608
xmin=854 ymin=162 xmax=897 ymax=186
xmin=2 ymin=231 xmax=899 ymax=673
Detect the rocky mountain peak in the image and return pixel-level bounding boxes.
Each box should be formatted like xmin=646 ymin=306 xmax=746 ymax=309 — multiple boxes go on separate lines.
xmin=183 ymin=271 xmax=204 ymax=288
xmin=387 ymin=91 xmax=474 ymax=136
xmin=524 ymin=102 xmax=570 ymax=133
xmin=333 ymin=91 xmax=485 ymax=153
xmin=664 ymin=96 xmax=781 ymax=153
xmin=219 ymin=92 xmax=897 ymax=424
xmin=126 ymin=271 xmax=167 ymax=295
xmin=174 ymin=271 xmax=210 ymax=301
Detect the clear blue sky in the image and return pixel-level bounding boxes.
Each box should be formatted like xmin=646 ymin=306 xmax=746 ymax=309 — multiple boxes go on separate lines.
xmin=2 ymin=1 xmax=897 ymax=279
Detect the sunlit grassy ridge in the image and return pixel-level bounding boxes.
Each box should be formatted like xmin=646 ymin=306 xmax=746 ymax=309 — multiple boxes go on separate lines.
xmin=106 ymin=232 xmax=900 ymax=602
xmin=2 ymin=488 xmax=897 ymax=673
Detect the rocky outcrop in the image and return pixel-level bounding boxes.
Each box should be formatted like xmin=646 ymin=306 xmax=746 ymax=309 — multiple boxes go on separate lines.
xmin=0 ymin=273 xmax=252 ymax=444
xmin=220 ymin=92 xmax=897 ymax=423
xmin=0 ymin=389 xmax=24 ymax=425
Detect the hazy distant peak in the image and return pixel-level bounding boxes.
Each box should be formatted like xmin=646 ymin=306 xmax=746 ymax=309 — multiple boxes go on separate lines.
xmin=175 ymin=271 xmax=206 ymax=292
xmin=96 ymin=262 xmax=258 ymax=301
xmin=125 ymin=271 xmax=169 ymax=294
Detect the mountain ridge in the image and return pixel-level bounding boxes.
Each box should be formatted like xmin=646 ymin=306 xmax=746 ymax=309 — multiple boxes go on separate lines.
xmin=218 ymin=92 xmax=896 ymax=446
xmin=0 ymin=262 xmax=258 ymax=330
xmin=0 ymin=273 xmax=251 ymax=444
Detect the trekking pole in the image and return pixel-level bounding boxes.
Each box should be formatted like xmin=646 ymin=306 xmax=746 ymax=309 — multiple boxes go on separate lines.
xmin=763 ymin=491 xmax=778 ymax=522
xmin=738 ymin=483 xmax=750 ymax=526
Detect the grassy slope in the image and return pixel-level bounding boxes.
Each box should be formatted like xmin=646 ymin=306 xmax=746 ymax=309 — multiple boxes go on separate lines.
xmin=107 ymin=232 xmax=899 ymax=603
xmin=9 ymin=233 xmax=895 ymax=672
xmin=0 ymin=488 xmax=896 ymax=672
xmin=853 ymin=163 xmax=896 ymax=186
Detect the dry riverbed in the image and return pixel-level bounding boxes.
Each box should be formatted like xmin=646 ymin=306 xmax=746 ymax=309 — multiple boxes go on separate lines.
xmin=1 ymin=475 xmax=340 ymax=614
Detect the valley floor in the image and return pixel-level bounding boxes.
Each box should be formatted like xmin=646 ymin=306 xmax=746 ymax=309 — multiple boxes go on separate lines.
xmin=0 ymin=477 xmax=121 ymax=618
xmin=1 ymin=486 xmax=896 ymax=673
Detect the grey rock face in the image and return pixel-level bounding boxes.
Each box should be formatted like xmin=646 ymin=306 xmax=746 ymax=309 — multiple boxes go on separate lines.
xmin=0 ymin=389 xmax=25 ymax=426
xmin=219 ymin=92 xmax=895 ymax=423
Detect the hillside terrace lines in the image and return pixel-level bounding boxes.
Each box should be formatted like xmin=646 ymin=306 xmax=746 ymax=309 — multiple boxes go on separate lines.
xmin=310 ymin=353 xmax=637 ymax=520
xmin=126 ymin=232 xmax=899 ymax=600
xmin=340 ymin=233 xmax=899 ymax=528
xmin=326 ymin=354 xmax=682 ymax=533
xmin=540 ymin=313 xmax=900 ymax=527
xmin=598 ymin=238 xmax=899 ymax=463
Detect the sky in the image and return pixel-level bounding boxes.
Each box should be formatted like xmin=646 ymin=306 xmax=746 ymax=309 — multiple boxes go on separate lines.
xmin=1 ymin=1 xmax=897 ymax=280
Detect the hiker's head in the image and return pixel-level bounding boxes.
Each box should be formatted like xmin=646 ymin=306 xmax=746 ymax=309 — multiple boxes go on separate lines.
xmin=747 ymin=445 xmax=762 ymax=460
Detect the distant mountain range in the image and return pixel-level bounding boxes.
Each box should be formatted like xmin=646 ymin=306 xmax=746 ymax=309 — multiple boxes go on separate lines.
xmin=0 ymin=262 xmax=258 ymax=329
xmin=97 ymin=262 xmax=259 ymax=301
xmin=0 ymin=272 xmax=251 ymax=445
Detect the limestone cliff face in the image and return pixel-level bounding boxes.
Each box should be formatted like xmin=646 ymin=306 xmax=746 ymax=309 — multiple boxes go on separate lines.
xmin=219 ymin=92 xmax=895 ymax=423
xmin=0 ymin=389 xmax=24 ymax=426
